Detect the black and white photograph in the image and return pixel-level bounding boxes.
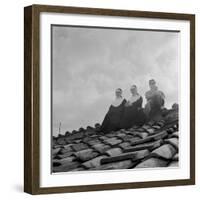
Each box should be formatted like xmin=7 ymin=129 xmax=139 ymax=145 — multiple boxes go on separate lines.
xmin=51 ymin=25 xmax=179 ymax=173
xmin=23 ymin=4 xmax=195 ymax=194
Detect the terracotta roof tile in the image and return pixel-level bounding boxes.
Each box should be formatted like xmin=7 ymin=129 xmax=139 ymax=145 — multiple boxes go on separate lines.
xmin=123 ymin=139 xmax=163 ymax=153
xmin=114 ymin=132 xmax=127 ymax=138
xmin=136 ymin=127 xmax=146 ymax=132
xmin=93 ymin=160 xmax=133 ymax=170
xmin=101 ymin=149 xmax=150 ymax=165
xmin=62 ymin=144 xmax=73 ymax=150
xmin=53 ymin=161 xmax=81 ymax=172
xmin=52 ymin=148 xmax=61 ymax=155
xmin=164 ymin=138 xmax=179 ymax=150
xmin=104 ymin=137 xmax=122 ymax=146
xmin=56 ymin=137 xmax=66 ymax=145
xmin=130 ymin=131 xmax=168 ymax=146
xmin=152 ymin=125 xmax=162 ymax=129
xmin=167 ymin=127 xmax=175 ymax=134
xmin=92 ymin=143 xmax=111 ymax=154
xmin=134 ymin=132 xmax=149 ymax=139
xmin=118 ymin=142 xmax=131 ymax=149
xmin=170 ymin=131 xmax=179 ymax=138
xmin=86 ymin=138 xmax=102 ymax=146
xmin=105 ymin=148 xmax=123 ymax=157
xmin=106 ymin=132 xmax=121 ymax=138
xmin=172 ymin=153 xmax=179 ymax=161
xmin=65 ymin=132 xmax=85 ymax=141
xmin=118 ymin=134 xmax=133 ymax=142
xmin=82 ymin=136 xmax=93 ymax=143
xmin=135 ymin=157 xmax=168 ymax=168
xmin=152 ymin=144 xmax=177 ymax=159
xmin=71 ymin=167 xmax=86 ymax=171
xmin=53 ymin=156 xmax=76 ymax=165
xmin=99 ymin=135 xmax=109 ymax=141
xmin=54 ymin=152 xmax=74 ymax=159
xmin=142 ymin=124 xmax=152 ymax=130
xmin=156 ymin=120 xmax=165 ymax=127
xmin=82 ymin=155 xmax=108 ymax=169
xmin=53 ymin=144 xmax=63 ymax=149
xmin=168 ymin=161 xmax=178 ymax=167
xmin=71 ymin=143 xmax=89 ymax=152
xmin=74 ymin=149 xmax=99 ymax=162
xmin=128 ymin=136 xmax=143 ymax=144
xmin=59 ymin=146 xmax=73 ymax=154
xmin=146 ymin=128 xmax=155 ymax=135
xmin=73 ymin=139 xmax=83 ymax=144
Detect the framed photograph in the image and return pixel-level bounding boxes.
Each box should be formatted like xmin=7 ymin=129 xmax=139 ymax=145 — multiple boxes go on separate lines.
xmin=24 ymin=4 xmax=195 ymax=194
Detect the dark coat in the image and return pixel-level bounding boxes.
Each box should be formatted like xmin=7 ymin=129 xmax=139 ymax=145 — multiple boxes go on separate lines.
xmin=120 ymin=96 xmax=146 ymax=129
xmin=100 ymin=99 xmax=126 ymax=133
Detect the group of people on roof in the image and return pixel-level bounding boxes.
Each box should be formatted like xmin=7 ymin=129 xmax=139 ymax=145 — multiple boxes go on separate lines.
xmin=100 ymin=79 xmax=165 ymax=133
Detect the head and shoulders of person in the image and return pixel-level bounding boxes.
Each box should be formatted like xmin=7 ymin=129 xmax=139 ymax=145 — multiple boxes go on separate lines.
xmin=111 ymin=88 xmax=126 ymax=107
xmin=145 ymin=79 xmax=165 ymax=99
xmin=125 ymin=84 xmax=142 ymax=107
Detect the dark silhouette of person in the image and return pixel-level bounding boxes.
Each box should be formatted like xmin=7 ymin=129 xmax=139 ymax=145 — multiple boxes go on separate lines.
xmin=120 ymin=85 xmax=146 ymax=129
xmin=100 ymin=88 xmax=126 ymax=133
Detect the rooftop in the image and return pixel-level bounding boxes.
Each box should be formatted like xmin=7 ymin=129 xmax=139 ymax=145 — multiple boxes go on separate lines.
xmin=52 ymin=108 xmax=178 ymax=172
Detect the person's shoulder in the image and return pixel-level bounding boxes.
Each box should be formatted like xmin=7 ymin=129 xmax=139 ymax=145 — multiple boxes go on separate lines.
xmin=158 ymin=90 xmax=165 ymax=95
xmin=145 ymin=90 xmax=151 ymax=94
xmin=145 ymin=90 xmax=151 ymax=96
xmin=159 ymin=90 xmax=164 ymax=93
xmin=159 ymin=91 xmax=165 ymax=98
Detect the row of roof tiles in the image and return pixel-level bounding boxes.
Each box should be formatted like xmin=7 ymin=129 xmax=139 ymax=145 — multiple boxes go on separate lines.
xmin=52 ymin=111 xmax=179 ymax=172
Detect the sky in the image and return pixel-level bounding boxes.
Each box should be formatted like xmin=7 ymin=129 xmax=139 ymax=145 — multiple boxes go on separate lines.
xmin=52 ymin=25 xmax=179 ymax=136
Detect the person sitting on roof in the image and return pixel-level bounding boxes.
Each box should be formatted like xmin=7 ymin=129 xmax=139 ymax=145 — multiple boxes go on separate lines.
xmin=120 ymin=85 xmax=146 ymax=129
xmin=144 ymin=79 xmax=165 ymax=121
xmin=100 ymin=88 xmax=127 ymax=134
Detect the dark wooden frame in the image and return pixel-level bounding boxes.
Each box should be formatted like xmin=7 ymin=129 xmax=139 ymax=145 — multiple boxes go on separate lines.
xmin=24 ymin=4 xmax=195 ymax=195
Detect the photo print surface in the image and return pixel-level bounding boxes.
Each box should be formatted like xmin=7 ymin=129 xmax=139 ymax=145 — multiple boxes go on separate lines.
xmin=51 ymin=25 xmax=179 ymax=173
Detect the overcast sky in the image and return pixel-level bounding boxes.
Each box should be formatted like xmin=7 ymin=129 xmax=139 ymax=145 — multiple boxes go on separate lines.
xmin=52 ymin=25 xmax=179 ymax=136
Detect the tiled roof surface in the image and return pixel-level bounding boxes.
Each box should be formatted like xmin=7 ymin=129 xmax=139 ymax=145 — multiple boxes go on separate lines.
xmin=52 ymin=108 xmax=179 ymax=173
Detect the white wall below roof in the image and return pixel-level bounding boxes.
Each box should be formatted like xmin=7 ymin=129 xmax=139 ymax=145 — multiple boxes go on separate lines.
xmin=0 ymin=0 xmax=199 ymax=199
